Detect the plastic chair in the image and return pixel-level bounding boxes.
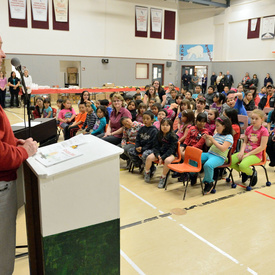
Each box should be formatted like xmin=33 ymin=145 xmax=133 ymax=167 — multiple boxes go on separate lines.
xmin=246 ymin=149 xmax=271 ymax=191
xmin=104 ymin=124 xmax=108 ymax=132
xmin=238 ymin=115 xmax=248 ymax=139
xmin=165 ymin=146 xmax=203 ymax=200
xmin=212 ymin=148 xmax=235 ymax=193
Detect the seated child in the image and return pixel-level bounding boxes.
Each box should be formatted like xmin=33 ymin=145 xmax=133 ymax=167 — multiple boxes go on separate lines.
xmin=224 ymin=108 xmax=240 ymax=153
xmin=178 ymin=113 xmax=208 ymax=184
xmin=133 ymin=93 xmax=142 ymax=101
xmin=91 ymin=106 xmax=108 ymax=136
xmin=173 ymin=99 xmax=191 ymax=131
xmin=167 ymin=89 xmax=178 ymax=105
xmin=32 ymin=97 xmax=44 ymax=119
xmin=63 ymin=103 xmax=87 ymax=140
xmin=267 ymin=108 xmax=275 ymax=134
xmin=243 ymin=90 xmax=255 ymax=111
xmin=58 ymin=98 xmax=76 ymax=130
xmin=249 ymin=86 xmax=260 ymax=107
xmin=201 ymin=116 xmax=233 ymax=194
xmin=222 ymin=91 xmax=247 ymax=116
xmin=221 ymin=85 xmax=230 ymax=97
xmin=144 ymin=118 xmax=178 ymax=188
xmin=120 ymin=117 xmax=144 ymax=167
xmin=177 ymin=109 xmax=195 ymax=144
xmin=148 ymin=98 xmax=156 ymax=111
xmin=205 ymin=108 xmax=219 ymax=136
xmin=127 ymin=100 xmax=137 ymax=121
xmin=151 ymin=103 xmax=162 ymax=121
xmin=55 ymin=99 xmax=63 ymax=123
xmin=129 ymin=111 xmax=158 ymax=171
xmin=184 ymin=91 xmax=196 ymax=110
xmin=124 ymin=94 xmax=133 ymax=106
xmin=136 ymin=103 xmax=147 ymax=123
xmin=42 ymin=98 xmax=53 ymax=118
xmin=76 ymin=101 xmax=96 ymax=135
xmin=100 ymin=99 xmax=112 ymax=117
xmin=153 ymin=109 xmax=167 ymax=130
xmin=211 ymin=92 xmax=225 ymax=115
xmin=205 ymin=85 xmax=215 ymax=108
xmin=230 ymin=109 xmax=268 ymax=187
xmin=194 ymin=97 xmax=208 ymax=118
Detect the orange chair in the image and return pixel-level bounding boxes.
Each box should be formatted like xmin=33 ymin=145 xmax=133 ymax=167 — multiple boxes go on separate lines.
xmin=165 ymin=146 xmax=203 ymax=200
xmin=104 ymin=124 xmax=108 ymax=132
xmin=246 ymin=149 xmax=271 ymax=191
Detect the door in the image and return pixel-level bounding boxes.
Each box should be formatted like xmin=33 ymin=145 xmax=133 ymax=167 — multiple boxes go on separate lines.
xmin=152 ymin=64 xmax=164 ymax=85
xmin=181 ymin=66 xmax=195 ymax=90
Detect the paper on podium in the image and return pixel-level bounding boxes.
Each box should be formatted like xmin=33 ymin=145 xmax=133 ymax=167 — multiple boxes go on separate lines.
xmin=35 ymin=134 xmax=87 ymax=167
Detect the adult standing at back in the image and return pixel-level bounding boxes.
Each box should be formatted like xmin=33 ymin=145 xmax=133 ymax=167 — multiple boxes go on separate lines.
xmin=8 ymin=71 xmax=20 ymax=108
xmin=210 ymin=72 xmax=217 ymax=86
xmin=191 ymin=72 xmax=199 ymax=91
xmin=22 ymin=69 xmax=32 ymax=105
xmin=0 ymin=34 xmax=38 ymax=275
xmin=0 ymin=71 xmax=7 ymax=108
xmin=224 ymin=70 xmax=234 ymax=89
xmin=182 ymin=70 xmax=191 ymax=91
xmin=264 ymin=73 xmax=273 ymax=87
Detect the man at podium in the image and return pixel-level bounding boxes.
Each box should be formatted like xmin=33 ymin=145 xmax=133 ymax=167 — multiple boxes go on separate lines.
xmin=0 ymin=35 xmax=38 ymax=275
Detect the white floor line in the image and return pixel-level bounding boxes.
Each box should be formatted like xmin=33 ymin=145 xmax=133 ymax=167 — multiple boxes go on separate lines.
xmin=121 ymin=184 xmax=258 ymax=274
xmin=6 ymin=109 xmax=24 ymax=121
xmin=120 ymin=250 xmax=146 ymax=275
xmin=120 ymin=184 xmax=157 ymax=209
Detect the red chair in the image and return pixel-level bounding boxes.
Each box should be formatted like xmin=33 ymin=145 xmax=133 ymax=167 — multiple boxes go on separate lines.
xmin=246 ymin=149 xmax=271 ymax=191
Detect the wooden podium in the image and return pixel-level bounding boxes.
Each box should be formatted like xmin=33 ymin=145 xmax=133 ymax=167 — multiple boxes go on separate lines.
xmin=23 ymin=135 xmax=123 ymax=274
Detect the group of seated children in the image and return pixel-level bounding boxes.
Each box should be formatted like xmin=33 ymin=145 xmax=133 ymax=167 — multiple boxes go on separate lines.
xmin=117 ymin=84 xmax=272 ymax=194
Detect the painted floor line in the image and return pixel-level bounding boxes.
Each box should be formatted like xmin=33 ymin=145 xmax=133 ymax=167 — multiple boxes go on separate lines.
xmin=179 ymin=224 xmax=257 ymax=274
xmin=120 ymin=249 xmax=146 ymax=275
xmin=5 ymin=109 xmax=24 ymax=121
xmin=254 ymin=190 xmax=275 ymax=200
xmin=121 ymin=184 xmax=258 ymax=274
xmin=120 ymin=184 xmax=157 ymax=209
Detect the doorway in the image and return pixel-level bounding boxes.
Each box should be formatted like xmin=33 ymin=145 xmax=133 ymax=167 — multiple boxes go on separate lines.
xmin=152 ymin=64 xmax=164 ymax=85
xmin=181 ymin=65 xmax=208 ymax=91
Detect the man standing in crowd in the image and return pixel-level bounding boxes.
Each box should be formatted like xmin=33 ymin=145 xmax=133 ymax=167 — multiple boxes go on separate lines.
xmin=210 ymin=72 xmax=217 ymax=86
xmin=0 ymin=35 xmax=38 ymax=275
xmin=224 ymin=70 xmax=234 ymax=89
xmin=258 ymin=84 xmax=275 ymax=109
xmin=182 ymin=70 xmax=191 ymax=91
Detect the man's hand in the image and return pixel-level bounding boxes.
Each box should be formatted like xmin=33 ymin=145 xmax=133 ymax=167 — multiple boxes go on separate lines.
xmin=19 ymin=138 xmax=38 ymax=157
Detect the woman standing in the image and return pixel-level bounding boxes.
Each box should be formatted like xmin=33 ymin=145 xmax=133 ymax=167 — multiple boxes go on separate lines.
xmin=8 ymin=71 xmax=20 ymax=108
xmin=99 ymin=93 xmax=132 ymax=145
xmin=0 ymin=71 xmax=7 ymax=108
xmin=216 ymin=72 xmax=225 ymax=93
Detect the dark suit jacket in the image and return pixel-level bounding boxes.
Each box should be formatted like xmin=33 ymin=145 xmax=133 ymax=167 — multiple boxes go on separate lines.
xmin=224 ymin=74 xmax=234 ymax=87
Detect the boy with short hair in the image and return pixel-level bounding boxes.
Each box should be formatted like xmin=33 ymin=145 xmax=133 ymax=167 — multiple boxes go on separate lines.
xmin=205 ymin=85 xmax=215 ymax=108
xmin=63 ymin=102 xmax=87 ymax=140
xmin=77 ymin=101 xmax=97 ymax=135
xmin=167 ymin=89 xmax=178 ymax=105
xmin=148 ymin=98 xmax=156 ymax=111
xmin=222 ymin=85 xmax=230 ymax=97
xmin=222 ymin=91 xmax=247 ymax=115
xmin=129 ymin=111 xmax=158 ymax=173
xmin=151 ymin=103 xmax=162 ymax=121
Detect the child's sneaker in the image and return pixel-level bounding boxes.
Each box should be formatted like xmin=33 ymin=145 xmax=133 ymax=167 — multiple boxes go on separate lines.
xmin=158 ymin=177 xmax=166 ymax=188
xmin=144 ymin=171 xmax=151 ymax=183
xmin=204 ymin=182 xmax=214 ymax=194
xmin=241 ymin=172 xmax=249 ymax=183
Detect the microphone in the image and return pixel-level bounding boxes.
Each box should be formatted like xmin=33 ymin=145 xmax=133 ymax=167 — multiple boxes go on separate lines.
xmin=11 ymin=57 xmax=22 ymax=72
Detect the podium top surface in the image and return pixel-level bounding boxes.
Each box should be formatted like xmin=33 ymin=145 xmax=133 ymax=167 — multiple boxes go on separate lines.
xmin=26 ymin=135 xmax=123 ymax=178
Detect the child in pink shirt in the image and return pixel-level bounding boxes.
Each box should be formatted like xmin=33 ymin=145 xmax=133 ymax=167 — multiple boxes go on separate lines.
xmin=230 ymin=109 xmax=268 ymax=187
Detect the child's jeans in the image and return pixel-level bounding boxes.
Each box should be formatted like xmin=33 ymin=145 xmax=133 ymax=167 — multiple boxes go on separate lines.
xmin=201 ymin=152 xmax=225 ymax=183
xmin=230 ymin=153 xmax=261 ymax=176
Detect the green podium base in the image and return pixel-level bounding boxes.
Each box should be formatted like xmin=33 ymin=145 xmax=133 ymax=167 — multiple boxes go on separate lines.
xmin=43 ymin=219 xmax=120 ymax=274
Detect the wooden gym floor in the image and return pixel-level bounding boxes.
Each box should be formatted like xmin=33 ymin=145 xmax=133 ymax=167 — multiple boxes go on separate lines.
xmin=5 ymin=105 xmax=275 ymax=275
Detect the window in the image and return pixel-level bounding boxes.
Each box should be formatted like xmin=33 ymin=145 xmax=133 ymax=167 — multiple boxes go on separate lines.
xmin=136 ymin=63 xmax=149 ymax=79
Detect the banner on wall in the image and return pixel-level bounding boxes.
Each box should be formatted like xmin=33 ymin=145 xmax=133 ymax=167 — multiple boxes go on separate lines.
xmin=261 ymin=16 xmax=275 ymax=40
xmin=53 ymin=0 xmax=68 ymax=22
xmin=151 ymin=8 xmax=162 ymax=33
xmin=31 ymin=0 xmax=47 ymax=22
xmin=179 ymin=44 xmax=213 ymax=61
xmin=135 ymin=6 xmax=148 ymax=32
xmin=9 ymin=0 xmax=26 ymax=19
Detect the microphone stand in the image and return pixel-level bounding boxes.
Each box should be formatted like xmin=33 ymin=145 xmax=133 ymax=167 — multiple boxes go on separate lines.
xmin=15 ymin=66 xmax=32 ymax=137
